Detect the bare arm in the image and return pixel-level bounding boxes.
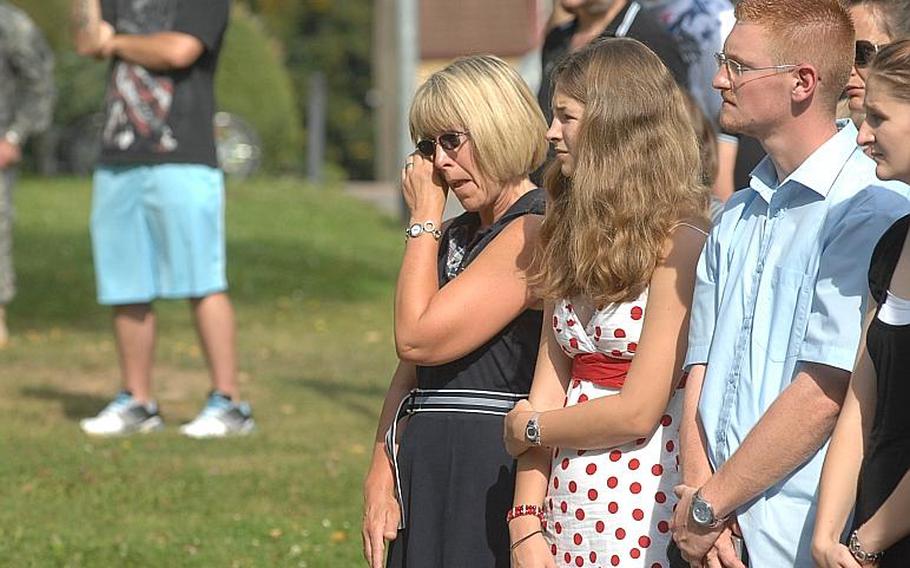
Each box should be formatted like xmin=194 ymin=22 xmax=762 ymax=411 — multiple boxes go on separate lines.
xmin=103 ymin=32 xmax=205 ymax=71
xmin=394 ymin=151 xmax=543 ymax=365
xmin=513 ymin=225 xmax=706 ymax=450
xmin=812 ymin=306 xmax=876 ymax=563
xmin=510 ymin=304 xmax=573 ymax=484
xmin=673 ymin=363 xmax=748 ymax=568
xmin=509 ymin=305 xmax=571 ymax=564
xmin=71 ymin=0 xmax=204 ymax=70
xmin=71 ymin=0 xmax=109 ymax=56
xmin=395 ymin=213 xmax=542 ymax=366
xmin=700 ymin=361 xmax=850 ymax=518
xmin=362 ymin=361 xmax=416 ymax=568
xmin=679 ymin=363 xmax=713 ymax=486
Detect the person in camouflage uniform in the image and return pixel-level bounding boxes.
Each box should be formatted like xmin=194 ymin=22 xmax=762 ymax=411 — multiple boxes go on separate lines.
xmin=0 ymin=2 xmax=55 ymax=347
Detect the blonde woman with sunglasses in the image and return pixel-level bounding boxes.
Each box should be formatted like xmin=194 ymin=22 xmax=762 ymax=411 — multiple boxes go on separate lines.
xmin=361 ymin=55 xmax=549 ymax=568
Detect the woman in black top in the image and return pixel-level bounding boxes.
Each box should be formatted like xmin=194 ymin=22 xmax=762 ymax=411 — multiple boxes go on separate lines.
xmin=813 ymin=40 xmax=910 ymax=568
xmin=361 ymin=55 xmax=548 ymax=567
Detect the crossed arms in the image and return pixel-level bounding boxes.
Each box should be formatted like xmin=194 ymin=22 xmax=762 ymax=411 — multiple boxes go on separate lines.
xmin=70 ymin=0 xmax=203 ymax=70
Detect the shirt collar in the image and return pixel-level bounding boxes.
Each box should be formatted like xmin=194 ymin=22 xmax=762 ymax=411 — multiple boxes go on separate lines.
xmin=749 ymin=120 xmax=858 ymax=199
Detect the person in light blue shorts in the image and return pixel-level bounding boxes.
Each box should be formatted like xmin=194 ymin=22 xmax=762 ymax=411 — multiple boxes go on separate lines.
xmin=91 ymin=165 xmax=227 ymax=305
xmin=71 ymin=0 xmax=253 ymax=438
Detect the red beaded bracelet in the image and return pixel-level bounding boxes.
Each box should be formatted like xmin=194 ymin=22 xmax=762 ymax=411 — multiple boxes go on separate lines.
xmin=506 ymin=504 xmax=546 ymax=524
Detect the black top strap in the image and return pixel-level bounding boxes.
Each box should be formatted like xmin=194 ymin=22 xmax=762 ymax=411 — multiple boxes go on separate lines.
xmin=439 ymin=188 xmax=546 ymax=284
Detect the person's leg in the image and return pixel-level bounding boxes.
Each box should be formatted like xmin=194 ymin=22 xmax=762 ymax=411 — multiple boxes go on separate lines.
xmin=149 ymin=165 xmax=252 ymax=437
xmin=0 ymin=171 xmax=16 ymax=346
xmin=183 ymin=291 xmax=253 ymax=438
xmin=81 ymin=166 xmax=164 ymax=436
xmin=113 ymin=303 xmax=156 ymax=404
xmin=190 ymin=292 xmax=238 ymax=400
xmin=150 ymin=164 xmax=238 ymax=397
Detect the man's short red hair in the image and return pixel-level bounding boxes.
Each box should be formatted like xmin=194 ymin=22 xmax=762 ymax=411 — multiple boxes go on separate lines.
xmin=735 ymin=0 xmax=855 ymax=110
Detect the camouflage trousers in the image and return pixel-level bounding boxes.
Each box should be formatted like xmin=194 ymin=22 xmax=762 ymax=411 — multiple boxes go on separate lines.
xmin=0 ymin=170 xmax=14 ymax=304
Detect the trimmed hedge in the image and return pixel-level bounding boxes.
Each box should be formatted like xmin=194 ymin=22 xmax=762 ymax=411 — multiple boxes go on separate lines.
xmin=258 ymin=0 xmax=375 ymax=179
xmin=216 ymin=4 xmax=302 ymax=172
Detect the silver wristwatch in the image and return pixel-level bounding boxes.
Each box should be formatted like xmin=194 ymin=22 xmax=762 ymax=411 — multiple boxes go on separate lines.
xmin=524 ymin=413 xmax=542 ymax=446
xmin=405 ymin=220 xmax=441 ymax=240
xmin=689 ymin=489 xmax=727 ymax=529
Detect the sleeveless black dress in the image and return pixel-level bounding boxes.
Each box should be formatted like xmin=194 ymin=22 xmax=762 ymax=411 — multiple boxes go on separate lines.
xmin=387 ymin=189 xmax=545 ymax=568
xmin=854 ymin=213 xmax=910 ymax=566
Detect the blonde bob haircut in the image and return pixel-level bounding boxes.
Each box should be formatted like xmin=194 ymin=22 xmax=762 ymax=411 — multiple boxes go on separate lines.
xmin=734 ymin=0 xmax=854 ymax=111
xmin=409 ymin=55 xmax=548 ymax=184
xmin=868 ymin=39 xmax=910 ymax=102
xmin=532 ymin=38 xmax=708 ymax=305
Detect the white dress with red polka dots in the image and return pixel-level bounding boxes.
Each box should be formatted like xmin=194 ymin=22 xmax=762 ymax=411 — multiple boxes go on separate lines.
xmin=545 ymin=294 xmax=683 ymax=568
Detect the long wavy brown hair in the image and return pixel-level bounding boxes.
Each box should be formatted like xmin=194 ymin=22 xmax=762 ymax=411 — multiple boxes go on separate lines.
xmin=531 ymin=38 xmax=708 ymax=305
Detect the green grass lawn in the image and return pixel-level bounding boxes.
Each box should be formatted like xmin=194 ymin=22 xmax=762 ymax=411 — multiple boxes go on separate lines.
xmin=0 ymin=176 xmax=403 ymax=567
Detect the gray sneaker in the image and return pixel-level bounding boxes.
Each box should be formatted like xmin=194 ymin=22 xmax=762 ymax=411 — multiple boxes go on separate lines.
xmin=79 ymin=391 xmax=164 ymax=436
xmin=179 ymin=391 xmax=255 ymax=439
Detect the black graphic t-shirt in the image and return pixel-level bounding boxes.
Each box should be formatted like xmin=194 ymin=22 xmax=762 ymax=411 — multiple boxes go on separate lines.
xmin=99 ymin=0 xmax=230 ymax=167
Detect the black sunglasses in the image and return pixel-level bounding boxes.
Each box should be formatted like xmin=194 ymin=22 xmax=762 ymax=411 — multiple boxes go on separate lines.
xmin=855 ymin=40 xmax=881 ymax=68
xmin=416 ymin=131 xmax=469 ymax=158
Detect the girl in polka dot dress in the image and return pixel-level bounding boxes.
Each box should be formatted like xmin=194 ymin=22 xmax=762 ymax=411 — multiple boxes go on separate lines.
xmin=502 ymin=39 xmax=710 ymax=568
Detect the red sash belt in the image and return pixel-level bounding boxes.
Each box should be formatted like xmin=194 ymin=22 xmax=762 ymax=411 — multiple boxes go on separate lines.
xmin=572 ymin=352 xmax=631 ymax=389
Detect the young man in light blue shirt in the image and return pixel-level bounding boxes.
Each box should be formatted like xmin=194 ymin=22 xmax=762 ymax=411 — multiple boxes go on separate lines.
xmin=670 ymin=0 xmax=910 ymax=566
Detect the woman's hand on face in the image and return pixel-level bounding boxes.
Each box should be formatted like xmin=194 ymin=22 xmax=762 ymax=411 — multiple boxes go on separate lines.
xmin=401 ymin=152 xmax=447 ymax=220
xmin=511 ymin=531 xmax=555 ymax=568
xmin=361 ymin=472 xmax=400 ymax=568
xmin=504 ymin=399 xmax=535 ymax=457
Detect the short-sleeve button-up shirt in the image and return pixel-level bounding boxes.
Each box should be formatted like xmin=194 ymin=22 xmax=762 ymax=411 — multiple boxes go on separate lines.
xmin=685 ymin=122 xmax=910 ymax=566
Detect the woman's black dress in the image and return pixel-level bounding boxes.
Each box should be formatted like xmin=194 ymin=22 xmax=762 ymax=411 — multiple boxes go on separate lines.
xmin=854 ymin=213 xmax=910 ymax=565
xmin=387 ymin=189 xmax=545 ymax=568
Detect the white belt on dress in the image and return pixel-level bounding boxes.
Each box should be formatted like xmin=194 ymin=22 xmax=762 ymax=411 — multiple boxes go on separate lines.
xmin=384 ymin=388 xmax=529 ymax=529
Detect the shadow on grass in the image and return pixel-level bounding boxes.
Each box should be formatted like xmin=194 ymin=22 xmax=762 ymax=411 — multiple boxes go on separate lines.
xmin=278 ymin=374 xmax=388 ymax=419
xmin=19 ymin=372 xmax=390 ymax=424
xmin=20 ymin=385 xmax=111 ymax=421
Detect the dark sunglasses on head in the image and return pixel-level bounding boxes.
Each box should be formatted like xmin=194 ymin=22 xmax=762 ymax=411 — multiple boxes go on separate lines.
xmin=855 ymin=40 xmax=881 ymax=68
xmin=416 ymin=131 xmax=469 ymax=158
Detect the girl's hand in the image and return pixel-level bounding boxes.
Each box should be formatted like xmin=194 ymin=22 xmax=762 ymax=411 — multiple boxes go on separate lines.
xmin=511 ymin=530 xmax=555 ymax=568
xmin=504 ymin=399 xmax=535 ymax=457
xmin=812 ymin=540 xmax=863 ymax=568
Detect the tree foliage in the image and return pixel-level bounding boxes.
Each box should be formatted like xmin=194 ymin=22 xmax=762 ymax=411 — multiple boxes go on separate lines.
xmin=216 ymin=4 xmax=303 ymax=171
xmin=244 ymin=0 xmax=375 ymax=179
